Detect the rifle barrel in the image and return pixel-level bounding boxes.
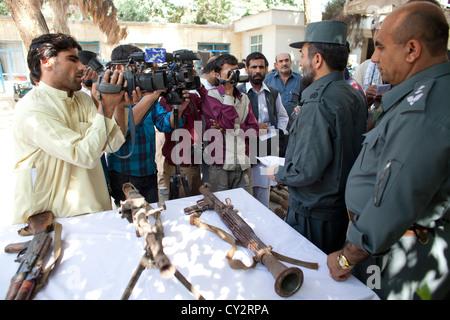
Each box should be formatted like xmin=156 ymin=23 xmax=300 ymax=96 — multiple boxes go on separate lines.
xmin=5 ymin=272 xmax=26 ymax=300
xmin=5 ymin=233 xmax=52 ymax=300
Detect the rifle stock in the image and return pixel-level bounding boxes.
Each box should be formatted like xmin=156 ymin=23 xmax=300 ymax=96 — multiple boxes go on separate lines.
xmin=4 ymin=241 xmax=31 ymax=254
xmin=185 ymin=183 xmax=315 ymax=298
xmin=183 ymin=199 xmax=213 ymax=216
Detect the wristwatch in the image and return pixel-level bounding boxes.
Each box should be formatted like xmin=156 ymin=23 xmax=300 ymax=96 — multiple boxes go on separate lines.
xmin=337 ymin=253 xmax=354 ymax=270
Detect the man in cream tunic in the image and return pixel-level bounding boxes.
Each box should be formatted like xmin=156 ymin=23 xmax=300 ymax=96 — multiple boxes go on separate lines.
xmin=12 ymin=33 xmax=126 ymax=225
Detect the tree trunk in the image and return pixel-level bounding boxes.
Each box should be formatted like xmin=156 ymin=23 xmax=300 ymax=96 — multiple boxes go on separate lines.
xmin=5 ymin=0 xmax=127 ymax=49
xmin=303 ymin=0 xmax=323 ymax=25
xmin=4 ymin=0 xmax=49 ymax=50
xmin=48 ymin=0 xmax=71 ymax=34
xmin=74 ymin=0 xmax=127 ymax=45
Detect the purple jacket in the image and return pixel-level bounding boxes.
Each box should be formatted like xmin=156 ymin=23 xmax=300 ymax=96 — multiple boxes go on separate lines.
xmin=202 ymin=85 xmax=259 ymax=167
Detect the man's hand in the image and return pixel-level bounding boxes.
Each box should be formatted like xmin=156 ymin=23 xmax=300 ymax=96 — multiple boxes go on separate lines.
xmin=327 ymin=241 xmax=370 ymax=282
xmin=365 ymin=85 xmax=381 ymax=107
xmin=258 ymin=123 xmax=270 ymax=136
xmin=222 ymin=72 xmax=235 ymax=96
xmin=92 ymin=69 xmax=125 ymax=119
xmin=81 ymin=67 xmax=98 ymax=91
xmin=210 ymin=119 xmax=224 ymax=133
xmin=170 ymin=90 xmax=190 ymax=128
xmin=327 ymin=251 xmax=352 ymax=282
xmin=266 ymin=164 xmax=280 ymax=182
xmin=177 ymin=90 xmax=191 ymax=115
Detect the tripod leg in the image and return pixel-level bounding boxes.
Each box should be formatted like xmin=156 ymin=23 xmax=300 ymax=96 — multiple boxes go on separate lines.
xmin=181 ymin=174 xmax=191 ymax=197
xmin=169 ymin=163 xmax=191 ymax=199
xmin=169 ymin=174 xmax=180 ymax=200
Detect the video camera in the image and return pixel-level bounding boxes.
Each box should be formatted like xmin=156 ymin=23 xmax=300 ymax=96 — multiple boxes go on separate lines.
xmin=219 ymin=69 xmax=248 ymax=85
xmin=155 ymin=48 xmax=202 ymax=105
xmin=79 ymin=48 xmax=202 ymax=105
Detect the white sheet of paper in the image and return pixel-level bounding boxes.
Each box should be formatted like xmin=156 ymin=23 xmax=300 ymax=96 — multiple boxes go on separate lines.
xmin=256 ymin=155 xmax=285 ymax=167
xmin=259 ymin=126 xmax=277 ymax=141
xmin=376 ymin=84 xmax=391 ymax=95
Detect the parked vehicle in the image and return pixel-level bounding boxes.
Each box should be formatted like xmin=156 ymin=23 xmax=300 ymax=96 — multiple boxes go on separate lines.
xmin=13 ymin=82 xmax=33 ymax=102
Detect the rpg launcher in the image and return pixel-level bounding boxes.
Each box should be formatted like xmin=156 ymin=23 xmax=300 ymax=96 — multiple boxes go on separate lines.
xmin=184 ymin=183 xmax=319 ymax=298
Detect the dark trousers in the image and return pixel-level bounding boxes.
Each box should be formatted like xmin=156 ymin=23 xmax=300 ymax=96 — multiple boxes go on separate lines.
xmin=285 ymin=200 xmax=349 ymax=254
xmin=109 ymin=170 xmax=158 ymax=207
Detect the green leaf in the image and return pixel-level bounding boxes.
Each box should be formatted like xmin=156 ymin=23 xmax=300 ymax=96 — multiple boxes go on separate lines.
xmin=416 ymin=284 xmax=432 ymax=300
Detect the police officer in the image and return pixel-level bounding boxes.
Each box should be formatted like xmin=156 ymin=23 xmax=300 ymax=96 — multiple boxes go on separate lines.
xmin=327 ymin=2 xmax=450 ymax=299
xmin=268 ymin=20 xmax=368 ymax=254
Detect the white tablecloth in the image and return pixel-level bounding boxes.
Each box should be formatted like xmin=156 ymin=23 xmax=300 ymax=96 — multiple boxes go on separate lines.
xmin=0 ymin=188 xmax=379 ymax=300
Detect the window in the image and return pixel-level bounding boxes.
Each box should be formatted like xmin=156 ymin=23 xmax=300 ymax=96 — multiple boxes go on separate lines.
xmin=250 ymin=35 xmax=263 ymax=53
xmin=79 ymin=41 xmax=101 ymax=59
xmin=198 ymin=43 xmax=230 ymax=56
xmin=0 ymin=41 xmax=27 ymax=82
xmin=0 ymin=41 xmax=27 ymax=92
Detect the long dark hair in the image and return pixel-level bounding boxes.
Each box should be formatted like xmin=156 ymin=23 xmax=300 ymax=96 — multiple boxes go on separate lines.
xmin=27 ymin=33 xmax=82 ymax=85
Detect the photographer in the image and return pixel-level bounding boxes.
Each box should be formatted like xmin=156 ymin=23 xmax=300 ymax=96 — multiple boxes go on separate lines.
xmin=201 ymin=54 xmax=259 ymax=195
xmin=160 ymin=85 xmax=205 ymax=198
xmin=12 ymin=33 xmax=127 ymax=224
xmin=106 ymin=44 xmax=189 ymax=207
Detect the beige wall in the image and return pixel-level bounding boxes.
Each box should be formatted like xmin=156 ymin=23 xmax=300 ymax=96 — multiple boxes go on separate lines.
xmin=0 ymin=15 xmax=241 ymax=66
xmin=102 ymin=21 xmax=241 ymax=61
xmin=234 ymin=10 xmax=305 ymax=73
xmin=238 ymin=24 xmax=305 ymax=73
xmin=0 ymin=17 xmax=21 ymax=41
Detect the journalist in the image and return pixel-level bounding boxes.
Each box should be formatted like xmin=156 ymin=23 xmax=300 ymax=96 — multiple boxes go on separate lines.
xmin=13 ymin=33 xmax=126 ymax=224
xmin=105 ymin=44 xmax=190 ymax=206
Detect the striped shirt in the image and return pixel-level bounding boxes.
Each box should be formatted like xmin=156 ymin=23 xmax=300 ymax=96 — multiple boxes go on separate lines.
xmin=107 ymin=101 xmax=176 ymax=177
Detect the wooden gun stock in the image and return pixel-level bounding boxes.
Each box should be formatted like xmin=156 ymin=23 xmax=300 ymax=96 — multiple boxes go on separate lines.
xmin=4 ymin=241 xmax=31 ymax=254
xmin=183 ymin=199 xmax=214 ymax=216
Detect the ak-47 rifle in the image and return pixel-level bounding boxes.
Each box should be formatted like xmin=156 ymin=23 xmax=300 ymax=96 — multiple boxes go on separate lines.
xmin=5 ymin=211 xmax=55 ymax=300
xmin=184 ymin=183 xmax=319 ymax=298
xmin=119 ymin=183 xmax=204 ymax=300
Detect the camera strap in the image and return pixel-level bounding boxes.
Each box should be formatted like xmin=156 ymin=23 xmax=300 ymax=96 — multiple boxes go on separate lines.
xmin=135 ymin=100 xmax=158 ymax=128
xmin=97 ymin=82 xmax=122 ymax=94
xmin=121 ymin=100 xmax=158 ymax=146
xmin=98 ymin=88 xmax=136 ymax=160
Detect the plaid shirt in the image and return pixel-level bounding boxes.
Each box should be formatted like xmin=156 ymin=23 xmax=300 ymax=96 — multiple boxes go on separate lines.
xmin=107 ymin=101 xmax=177 ymax=177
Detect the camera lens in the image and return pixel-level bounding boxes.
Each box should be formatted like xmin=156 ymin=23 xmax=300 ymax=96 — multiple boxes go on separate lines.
xmin=227 ymin=69 xmax=240 ymax=83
